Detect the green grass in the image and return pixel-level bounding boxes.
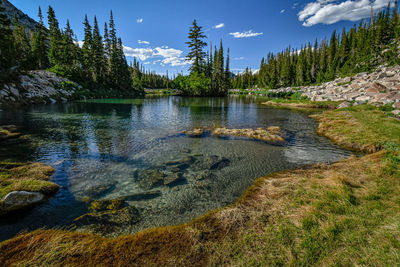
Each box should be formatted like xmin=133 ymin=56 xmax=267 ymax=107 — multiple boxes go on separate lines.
xmin=0 ymin=162 xmax=58 ymax=200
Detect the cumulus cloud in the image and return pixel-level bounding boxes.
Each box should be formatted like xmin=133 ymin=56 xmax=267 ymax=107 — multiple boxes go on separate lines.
xmin=123 ymin=45 xmax=189 ymax=67
xmin=213 ymin=23 xmax=225 ymax=29
xmin=137 ymin=18 xmax=143 ymax=23
xmin=298 ymin=0 xmax=391 ymax=27
xmin=229 ymin=30 xmax=263 ymax=38
xmin=281 ymin=9 xmax=286 ymax=13
xmin=123 ymin=47 xmax=154 ymax=60
xmin=138 ymin=40 xmax=150 ymax=45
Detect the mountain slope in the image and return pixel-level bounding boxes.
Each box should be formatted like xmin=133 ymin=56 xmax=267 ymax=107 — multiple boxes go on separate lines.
xmin=0 ymin=0 xmax=38 ymax=31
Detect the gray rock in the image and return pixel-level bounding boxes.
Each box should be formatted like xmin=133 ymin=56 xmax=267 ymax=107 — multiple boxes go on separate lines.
xmin=8 ymin=86 xmax=19 ymax=97
xmin=2 ymin=191 xmax=45 ymax=212
xmin=337 ymin=101 xmax=351 ymax=109
xmin=392 ymin=110 xmax=400 ymax=115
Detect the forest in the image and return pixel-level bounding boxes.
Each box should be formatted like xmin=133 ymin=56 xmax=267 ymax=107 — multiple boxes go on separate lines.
xmin=232 ymin=1 xmax=400 ymax=90
xmin=0 ymin=2 xmax=140 ymax=96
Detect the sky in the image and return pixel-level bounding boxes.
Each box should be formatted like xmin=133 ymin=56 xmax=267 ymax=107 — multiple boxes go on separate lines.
xmin=8 ymin=0 xmax=393 ymax=75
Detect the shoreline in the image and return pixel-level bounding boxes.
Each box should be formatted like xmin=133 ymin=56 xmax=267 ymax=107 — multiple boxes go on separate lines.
xmin=1 ymin=104 xmax=399 ymax=265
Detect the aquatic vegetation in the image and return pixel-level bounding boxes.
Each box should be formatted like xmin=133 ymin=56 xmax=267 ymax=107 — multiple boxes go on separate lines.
xmin=183 ymin=126 xmax=286 ymax=143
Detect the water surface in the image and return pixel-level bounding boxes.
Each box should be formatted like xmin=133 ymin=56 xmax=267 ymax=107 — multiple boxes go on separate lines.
xmin=0 ymin=96 xmax=352 ymax=240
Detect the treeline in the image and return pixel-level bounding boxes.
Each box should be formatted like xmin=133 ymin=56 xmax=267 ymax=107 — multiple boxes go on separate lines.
xmin=177 ymin=20 xmax=230 ymax=96
xmin=0 ymin=0 xmax=140 ymax=96
xmin=233 ymin=1 xmax=400 ymax=89
xmin=130 ymin=58 xmax=171 ymax=89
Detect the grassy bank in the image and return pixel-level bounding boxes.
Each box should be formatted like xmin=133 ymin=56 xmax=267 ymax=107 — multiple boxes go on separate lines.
xmin=263 ymin=99 xmax=340 ymax=109
xmin=0 ymin=106 xmax=399 ymax=266
xmin=0 ymin=162 xmax=58 ymax=200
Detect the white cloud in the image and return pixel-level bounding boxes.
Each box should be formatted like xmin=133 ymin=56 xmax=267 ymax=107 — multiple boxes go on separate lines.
xmin=292 ymin=2 xmax=299 ymax=9
xmin=123 ymin=47 xmax=154 ymax=60
xmin=123 ymin=45 xmax=189 ymax=67
xmin=233 ymin=57 xmax=245 ymax=60
xmin=138 ymin=40 xmax=150 ymax=45
xmin=280 ymin=9 xmax=286 ymax=13
xmin=229 ymin=30 xmax=263 ymax=38
xmin=137 ymin=18 xmax=143 ymax=23
xmin=154 ymin=47 xmax=189 ymax=66
xmin=213 ymin=23 xmax=225 ymax=29
xmin=298 ymin=0 xmax=391 ymax=27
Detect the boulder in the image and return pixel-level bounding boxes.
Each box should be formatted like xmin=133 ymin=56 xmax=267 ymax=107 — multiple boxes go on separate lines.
xmin=8 ymin=86 xmax=19 ymax=97
xmin=366 ymin=88 xmax=380 ymax=96
xmin=392 ymin=110 xmax=400 ymax=115
xmin=393 ymin=102 xmax=400 ymax=110
xmin=2 ymin=191 xmax=45 ymax=212
xmin=337 ymin=101 xmax=351 ymax=109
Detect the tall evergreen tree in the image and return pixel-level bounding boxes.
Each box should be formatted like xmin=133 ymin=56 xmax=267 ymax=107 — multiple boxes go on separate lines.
xmin=32 ymin=6 xmax=49 ymax=69
xmin=186 ymin=19 xmax=207 ymax=74
xmin=47 ymin=5 xmax=62 ymax=66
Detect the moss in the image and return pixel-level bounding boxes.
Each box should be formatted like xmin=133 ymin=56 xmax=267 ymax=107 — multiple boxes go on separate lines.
xmin=0 ymin=162 xmax=58 ymax=200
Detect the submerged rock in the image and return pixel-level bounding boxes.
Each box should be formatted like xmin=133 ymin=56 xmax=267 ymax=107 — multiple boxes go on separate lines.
xmin=84 ymin=182 xmax=117 ymax=198
xmin=137 ymin=169 xmax=165 ymax=190
xmin=193 ymin=156 xmax=230 ymax=171
xmin=121 ymin=190 xmax=162 ymax=201
xmin=164 ymin=173 xmax=185 ymax=187
xmin=1 ymin=191 xmax=45 ymax=212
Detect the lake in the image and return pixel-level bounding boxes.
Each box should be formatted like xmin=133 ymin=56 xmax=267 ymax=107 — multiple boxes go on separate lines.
xmin=0 ymin=96 xmax=352 ymax=240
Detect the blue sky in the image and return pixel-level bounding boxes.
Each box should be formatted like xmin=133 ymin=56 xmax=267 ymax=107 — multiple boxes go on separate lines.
xmin=9 ymin=0 xmax=392 ymax=75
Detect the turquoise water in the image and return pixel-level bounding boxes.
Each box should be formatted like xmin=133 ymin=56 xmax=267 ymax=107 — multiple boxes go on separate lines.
xmin=0 ymin=96 xmax=352 ymax=240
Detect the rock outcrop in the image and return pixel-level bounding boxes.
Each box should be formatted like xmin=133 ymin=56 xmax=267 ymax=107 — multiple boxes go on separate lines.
xmin=0 ymin=70 xmax=83 ymax=105
xmin=266 ymin=65 xmax=400 ymax=109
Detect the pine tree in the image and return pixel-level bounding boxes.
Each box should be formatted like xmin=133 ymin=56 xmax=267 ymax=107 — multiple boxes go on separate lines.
xmin=82 ymin=15 xmax=93 ymax=77
xmin=47 ymin=5 xmax=62 ymax=66
xmin=186 ymin=19 xmax=207 ymax=74
xmin=92 ymin=16 xmax=106 ymax=84
xmin=13 ymin=16 xmax=33 ymax=70
xmin=225 ymin=48 xmax=230 ymax=89
xmin=32 ymin=6 xmax=49 ymax=69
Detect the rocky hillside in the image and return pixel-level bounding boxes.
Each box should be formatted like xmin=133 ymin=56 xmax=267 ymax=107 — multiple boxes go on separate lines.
xmin=0 ymin=71 xmax=84 ymax=105
xmin=0 ymin=0 xmax=39 ymax=31
xmin=265 ymin=65 xmax=400 ymax=114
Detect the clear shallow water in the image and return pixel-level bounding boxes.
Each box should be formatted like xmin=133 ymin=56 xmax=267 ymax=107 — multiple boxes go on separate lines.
xmin=0 ymin=96 xmax=352 ymax=240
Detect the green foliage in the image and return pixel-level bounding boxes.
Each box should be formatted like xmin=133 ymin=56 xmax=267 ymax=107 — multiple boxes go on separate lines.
xmin=1 ymin=4 xmax=140 ymax=96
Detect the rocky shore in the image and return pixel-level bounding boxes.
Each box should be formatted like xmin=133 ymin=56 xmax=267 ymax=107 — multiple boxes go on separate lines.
xmin=233 ymin=65 xmax=400 ymax=114
xmin=0 ymin=70 xmax=83 ymax=105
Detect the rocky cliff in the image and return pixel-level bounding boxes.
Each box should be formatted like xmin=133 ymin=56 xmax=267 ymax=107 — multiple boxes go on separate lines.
xmin=0 ymin=71 xmax=84 ymax=105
